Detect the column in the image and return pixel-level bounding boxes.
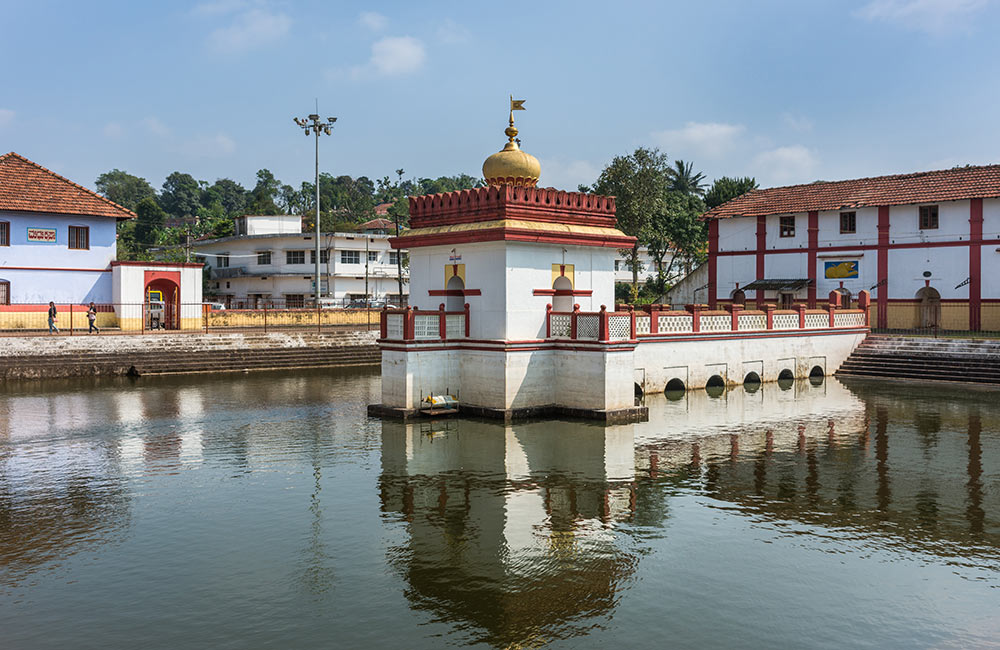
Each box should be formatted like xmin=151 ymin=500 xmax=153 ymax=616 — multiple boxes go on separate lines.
xmin=970 ymin=198 xmax=983 ymax=332
xmin=708 ymin=219 xmax=719 ymax=309
xmin=756 ymin=215 xmax=766 ymax=307
xmin=807 ymin=210 xmax=819 ymax=308
xmin=877 ymin=206 xmax=890 ymax=329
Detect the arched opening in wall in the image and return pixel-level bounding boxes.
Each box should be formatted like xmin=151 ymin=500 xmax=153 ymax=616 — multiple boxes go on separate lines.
xmin=145 ymin=278 xmax=180 ymax=330
xmin=665 ymin=378 xmax=686 ymax=401
xmin=809 ymin=365 xmax=825 ymax=386
xmin=634 ymin=382 xmax=644 ymax=397
xmin=446 ymin=275 xmax=465 ymax=312
xmin=731 ymin=289 xmax=746 ymax=307
xmin=743 ymin=371 xmax=761 ymax=393
xmin=552 ymin=275 xmax=574 ymax=312
xmin=706 ymin=374 xmax=726 ymax=399
xmin=777 ymin=368 xmax=794 ymax=391
xmin=916 ymin=286 xmax=941 ymax=329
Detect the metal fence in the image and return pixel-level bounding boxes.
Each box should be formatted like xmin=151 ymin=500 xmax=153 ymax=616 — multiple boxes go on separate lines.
xmin=870 ymin=327 xmax=1000 ymax=339
xmin=0 ymin=301 xmax=383 ymax=336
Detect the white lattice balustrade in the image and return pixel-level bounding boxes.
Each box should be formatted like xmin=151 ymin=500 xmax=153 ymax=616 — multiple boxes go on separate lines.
xmin=659 ymin=315 xmax=693 ymax=333
xmin=413 ymin=314 xmax=438 ymax=339
xmin=445 ymin=314 xmax=465 ymax=338
xmin=635 ymin=315 xmax=651 ymax=335
xmin=609 ymin=315 xmax=631 ymax=340
xmin=550 ymin=313 xmax=572 ymax=338
xmin=804 ymin=313 xmax=828 ymax=328
xmin=738 ymin=314 xmax=766 ymax=331
xmin=773 ymin=313 xmax=799 ymax=329
xmin=386 ymin=314 xmax=403 ymax=339
xmin=700 ymin=315 xmax=730 ymax=332
xmin=577 ymin=314 xmax=599 ymax=340
xmin=834 ymin=311 xmax=867 ymax=328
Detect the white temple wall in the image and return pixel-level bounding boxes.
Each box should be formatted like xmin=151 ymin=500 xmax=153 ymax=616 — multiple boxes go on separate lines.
xmin=635 ymin=330 xmax=867 ymax=393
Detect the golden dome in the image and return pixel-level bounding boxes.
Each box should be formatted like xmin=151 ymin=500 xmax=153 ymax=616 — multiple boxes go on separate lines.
xmin=483 ymin=123 xmax=540 ymax=187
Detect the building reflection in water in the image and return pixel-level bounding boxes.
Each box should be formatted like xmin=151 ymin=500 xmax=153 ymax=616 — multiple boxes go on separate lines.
xmin=380 ymin=376 xmax=1000 ymax=645
xmin=379 ymin=419 xmax=639 ymax=647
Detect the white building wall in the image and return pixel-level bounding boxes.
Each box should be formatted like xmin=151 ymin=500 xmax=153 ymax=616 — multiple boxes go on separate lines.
xmin=765 ymin=211 xmax=807 ymax=250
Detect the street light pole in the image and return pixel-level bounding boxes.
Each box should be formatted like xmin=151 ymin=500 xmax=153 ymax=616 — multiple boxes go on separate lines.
xmin=395 ymin=168 xmax=405 ymax=306
xmin=293 ymin=112 xmax=337 ymax=304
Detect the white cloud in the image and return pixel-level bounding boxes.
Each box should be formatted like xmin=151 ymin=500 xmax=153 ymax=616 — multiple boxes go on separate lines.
xmin=192 ymin=0 xmax=247 ymax=17
xmin=855 ymin=0 xmax=988 ymax=34
xmin=0 ymin=109 xmax=14 ymax=128
xmin=174 ymin=133 xmax=237 ymax=157
xmin=752 ymin=145 xmax=819 ymax=186
xmin=538 ymin=158 xmax=601 ymax=191
xmin=359 ymin=11 xmax=387 ymax=31
xmin=368 ymin=36 xmax=426 ymax=76
xmin=103 ymin=122 xmax=124 ymax=138
xmin=208 ymin=8 xmax=291 ymax=53
xmin=436 ymin=18 xmax=472 ymax=44
xmin=782 ymin=112 xmax=813 ymax=133
xmin=143 ymin=117 xmax=170 ymax=137
xmin=651 ymin=122 xmax=745 ymax=159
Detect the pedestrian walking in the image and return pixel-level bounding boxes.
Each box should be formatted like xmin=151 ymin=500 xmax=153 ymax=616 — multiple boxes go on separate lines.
xmin=87 ymin=302 xmax=100 ymax=334
xmin=47 ymin=301 xmax=59 ymax=334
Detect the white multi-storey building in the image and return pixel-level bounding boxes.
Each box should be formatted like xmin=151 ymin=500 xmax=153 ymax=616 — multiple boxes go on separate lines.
xmin=194 ymin=215 xmax=407 ymax=307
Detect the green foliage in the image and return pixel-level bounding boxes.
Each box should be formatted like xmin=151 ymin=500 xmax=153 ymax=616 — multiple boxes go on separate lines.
xmin=134 ymin=197 xmax=167 ymax=247
xmin=647 ymin=191 xmax=707 ymax=294
xmin=593 ymin=147 xmax=672 ymax=301
xmin=160 ymin=172 xmax=202 ymax=220
xmin=705 ymin=176 xmax=758 ymax=209
xmin=95 ymin=169 xmax=156 ymax=212
xmin=202 ymin=178 xmax=247 ymax=216
xmin=669 ymin=160 xmax=707 ymax=197
xmin=247 ymin=169 xmax=281 ymax=215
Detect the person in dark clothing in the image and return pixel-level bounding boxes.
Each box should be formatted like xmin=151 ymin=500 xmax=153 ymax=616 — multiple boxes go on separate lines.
xmin=47 ymin=301 xmax=59 ymax=334
xmin=87 ymin=302 xmax=100 ymax=334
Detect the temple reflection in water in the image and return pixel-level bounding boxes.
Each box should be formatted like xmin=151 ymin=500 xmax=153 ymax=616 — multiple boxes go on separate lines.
xmin=378 ymin=376 xmax=1000 ymax=646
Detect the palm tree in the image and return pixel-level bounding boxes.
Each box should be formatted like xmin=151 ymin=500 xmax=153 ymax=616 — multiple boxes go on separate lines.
xmin=669 ymin=160 xmax=706 ymax=197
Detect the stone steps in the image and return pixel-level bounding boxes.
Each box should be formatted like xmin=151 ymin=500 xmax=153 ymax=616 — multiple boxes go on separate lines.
xmin=835 ymin=335 xmax=1000 ymax=384
xmin=0 ymin=331 xmax=380 ymax=379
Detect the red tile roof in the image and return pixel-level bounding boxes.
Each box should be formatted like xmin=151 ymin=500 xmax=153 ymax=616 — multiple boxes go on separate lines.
xmin=0 ymin=152 xmax=136 ymax=219
xmin=374 ymin=202 xmax=393 ymax=216
xmin=362 ymin=217 xmax=395 ymax=230
xmin=703 ymin=164 xmax=1000 ymax=219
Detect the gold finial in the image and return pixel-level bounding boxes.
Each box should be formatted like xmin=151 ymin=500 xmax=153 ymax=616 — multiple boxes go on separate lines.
xmin=507 ymin=95 xmax=526 ymax=145
xmin=483 ymin=96 xmax=539 ymax=187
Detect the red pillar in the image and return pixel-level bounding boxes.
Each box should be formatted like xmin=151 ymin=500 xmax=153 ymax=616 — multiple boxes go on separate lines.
xmin=571 ymin=303 xmax=579 ymax=339
xmin=877 ymin=206 xmax=890 ymax=329
xmin=629 ymin=305 xmax=637 ymax=340
xmin=438 ymin=304 xmax=447 ymax=340
xmin=379 ymin=307 xmax=387 ymax=338
xmin=708 ymin=219 xmax=719 ymax=309
xmin=464 ymin=303 xmax=470 ymax=338
xmin=404 ymin=307 xmax=415 ymax=340
xmin=598 ymin=305 xmax=609 ymax=342
xmin=797 ymin=303 xmax=807 ymax=329
xmin=970 ymin=198 xmax=983 ymax=332
xmin=755 ymin=215 xmax=766 ymax=307
xmin=545 ymin=303 xmax=552 ymax=338
xmin=765 ymin=304 xmax=775 ymax=330
xmin=686 ymin=304 xmax=702 ymax=332
xmin=807 ymin=210 xmax=819 ymax=308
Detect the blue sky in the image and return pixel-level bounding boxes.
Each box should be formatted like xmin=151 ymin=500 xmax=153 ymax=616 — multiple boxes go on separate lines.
xmin=2 ymin=0 xmax=1000 ymax=194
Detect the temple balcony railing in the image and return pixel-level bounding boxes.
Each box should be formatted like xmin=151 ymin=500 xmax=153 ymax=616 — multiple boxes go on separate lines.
xmin=545 ymin=296 xmax=870 ymax=343
xmin=380 ymin=304 xmax=469 ymax=341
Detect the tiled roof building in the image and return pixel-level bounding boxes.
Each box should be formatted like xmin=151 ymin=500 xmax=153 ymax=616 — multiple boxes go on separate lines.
xmin=0 ymin=152 xmax=135 ymax=219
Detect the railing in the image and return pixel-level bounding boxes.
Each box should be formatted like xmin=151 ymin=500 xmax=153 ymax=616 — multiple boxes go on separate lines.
xmin=379 ymin=304 xmax=470 ymax=342
xmin=545 ymin=301 xmax=870 ymax=343
xmin=0 ymin=301 xmax=384 ymax=336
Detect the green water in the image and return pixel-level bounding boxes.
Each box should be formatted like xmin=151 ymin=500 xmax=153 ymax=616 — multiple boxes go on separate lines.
xmin=1 ymin=370 xmax=998 ymax=648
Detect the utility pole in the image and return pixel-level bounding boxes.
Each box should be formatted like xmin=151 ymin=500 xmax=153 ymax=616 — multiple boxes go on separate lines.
xmin=293 ymin=110 xmax=337 ymax=304
xmin=395 ymin=168 xmax=405 ymax=306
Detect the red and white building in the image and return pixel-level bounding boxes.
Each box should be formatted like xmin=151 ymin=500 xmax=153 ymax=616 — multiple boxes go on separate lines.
xmin=702 ymin=165 xmax=1000 ymax=331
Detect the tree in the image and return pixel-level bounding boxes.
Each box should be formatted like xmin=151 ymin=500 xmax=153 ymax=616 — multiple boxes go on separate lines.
xmin=668 ymin=160 xmax=707 ymax=197
xmin=278 ymin=184 xmax=301 ymax=215
xmin=647 ymin=191 xmax=707 ymax=294
xmin=95 ymin=169 xmax=156 ymax=212
xmin=705 ymin=176 xmax=758 ymax=209
xmin=133 ymin=197 xmax=168 ymax=248
xmin=202 ymin=178 xmax=247 ymax=216
xmin=593 ymin=147 xmax=672 ymax=301
xmin=247 ymin=169 xmax=281 ymax=214
xmin=159 ymin=172 xmax=202 ymax=221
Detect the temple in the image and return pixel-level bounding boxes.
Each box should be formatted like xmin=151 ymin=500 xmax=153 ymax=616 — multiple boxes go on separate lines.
xmin=369 ymin=103 xmax=870 ymax=422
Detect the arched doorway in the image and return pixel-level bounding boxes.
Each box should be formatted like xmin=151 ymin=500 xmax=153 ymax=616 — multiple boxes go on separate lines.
xmin=145 ymin=278 xmax=179 ymax=329
xmin=916 ymin=286 xmax=940 ymax=329
xmin=445 ymin=275 xmax=465 ymax=312
xmin=552 ymin=275 xmax=573 ymax=312
xmin=731 ymin=289 xmax=746 ymax=307
xmin=835 ymin=287 xmax=852 ymax=309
